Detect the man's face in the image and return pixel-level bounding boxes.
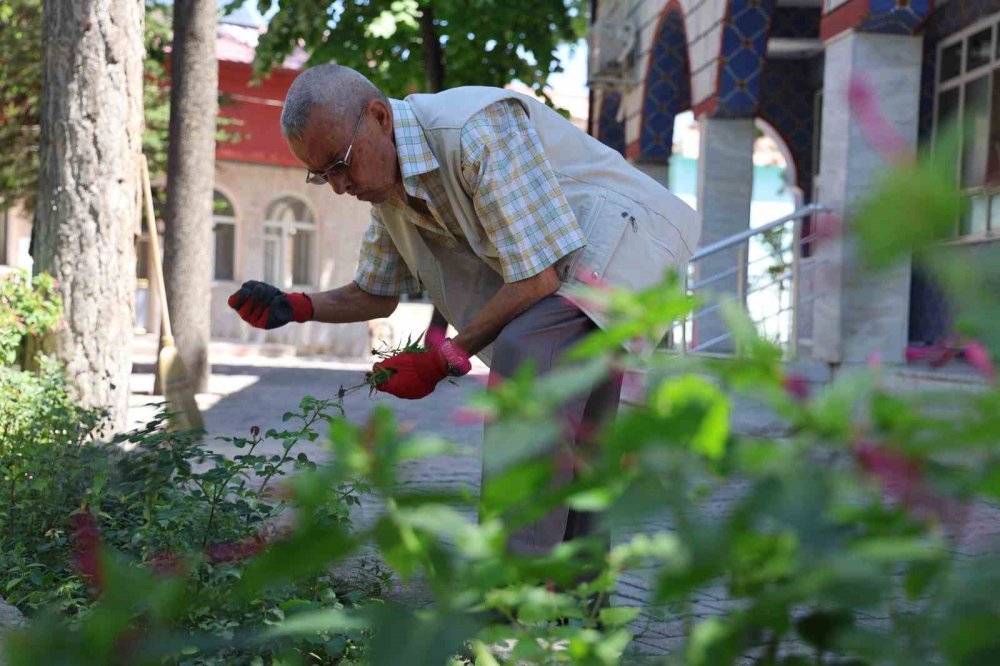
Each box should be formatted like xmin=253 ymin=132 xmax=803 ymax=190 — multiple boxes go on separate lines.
xmin=288 ymin=99 xmax=400 ymax=204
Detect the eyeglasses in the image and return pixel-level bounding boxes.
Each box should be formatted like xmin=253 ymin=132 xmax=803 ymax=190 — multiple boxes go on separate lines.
xmin=305 ymin=106 xmax=368 ymax=185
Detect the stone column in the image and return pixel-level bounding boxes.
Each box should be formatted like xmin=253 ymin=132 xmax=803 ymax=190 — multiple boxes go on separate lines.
xmin=634 ymin=162 xmax=670 ymax=189
xmin=812 ymin=31 xmax=923 ymax=365
xmin=694 ymin=117 xmax=756 ymax=351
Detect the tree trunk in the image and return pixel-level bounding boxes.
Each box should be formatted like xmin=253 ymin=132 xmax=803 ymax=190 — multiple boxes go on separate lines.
xmin=33 ymin=0 xmax=145 ymax=436
xmin=419 ymin=4 xmax=444 ymax=93
xmin=162 ymin=0 xmax=218 ymax=393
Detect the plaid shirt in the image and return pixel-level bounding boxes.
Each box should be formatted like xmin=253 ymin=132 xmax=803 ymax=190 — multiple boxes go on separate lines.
xmin=354 ymin=98 xmax=586 ymax=296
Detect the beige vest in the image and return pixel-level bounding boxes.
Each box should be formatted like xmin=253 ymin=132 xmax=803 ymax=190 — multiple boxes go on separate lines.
xmin=378 ymin=87 xmax=701 ymax=364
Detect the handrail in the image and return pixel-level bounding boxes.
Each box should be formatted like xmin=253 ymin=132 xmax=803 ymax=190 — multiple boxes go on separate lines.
xmin=690 ymin=203 xmax=830 ymax=262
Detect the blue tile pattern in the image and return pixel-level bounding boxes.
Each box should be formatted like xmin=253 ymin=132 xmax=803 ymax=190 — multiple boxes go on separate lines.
xmin=714 ymin=0 xmax=777 ymax=118
xmin=639 ymin=5 xmax=691 ymax=161
xmin=597 ymin=91 xmax=626 ymax=156
xmin=858 ymin=0 xmax=932 ymax=34
xmin=759 ymin=56 xmax=818 ymax=197
xmin=924 ymin=0 xmax=1000 ymax=38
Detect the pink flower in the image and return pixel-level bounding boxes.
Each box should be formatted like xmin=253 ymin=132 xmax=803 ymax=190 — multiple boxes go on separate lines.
xmin=206 ymin=533 xmax=269 ymax=564
xmin=71 ymin=512 xmax=103 ymax=592
xmin=808 ymin=212 xmax=844 ymax=248
xmin=782 ymin=374 xmax=810 ymax=402
xmin=963 ymin=340 xmax=996 ymax=383
xmin=847 ymin=76 xmax=912 ymax=163
xmin=149 ymin=551 xmax=185 ymax=577
xmin=905 ymin=343 xmax=959 ymax=368
xmin=451 ymin=406 xmax=489 ymax=425
xmin=853 ymin=442 xmax=967 ymax=537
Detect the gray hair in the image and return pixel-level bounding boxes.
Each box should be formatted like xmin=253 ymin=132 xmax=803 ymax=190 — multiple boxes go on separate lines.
xmin=280 ymin=64 xmax=388 ymax=141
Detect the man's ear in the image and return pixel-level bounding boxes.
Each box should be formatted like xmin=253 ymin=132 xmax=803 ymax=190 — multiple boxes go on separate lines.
xmin=369 ymin=99 xmax=393 ymax=135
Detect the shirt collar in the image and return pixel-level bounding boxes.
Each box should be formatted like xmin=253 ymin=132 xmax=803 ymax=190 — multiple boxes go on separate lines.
xmin=390 ymin=99 xmax=439 ymax=198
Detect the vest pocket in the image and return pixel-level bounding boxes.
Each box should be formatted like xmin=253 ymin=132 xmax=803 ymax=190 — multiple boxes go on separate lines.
xmin=573 ymin=194 xmax=677 ymax=290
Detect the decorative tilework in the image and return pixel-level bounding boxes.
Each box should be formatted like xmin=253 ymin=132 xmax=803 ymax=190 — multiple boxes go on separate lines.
xmin=714 ymin=0 xmax=777 ymax=118
xmin=924 ymin=0 xmax=1000 ymax=39
xmin=759 ymin=56 xmax=818 ymax=197
xmin=858 ymin=0 xmax=932 ymax=34
xmin=639 ymin=4 xmax=691 ymax=161
xmin=597 ymin=91 xmax=626 ymax=156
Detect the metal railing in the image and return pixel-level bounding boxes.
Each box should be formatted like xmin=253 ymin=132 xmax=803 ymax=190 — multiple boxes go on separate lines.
xmin=673 ymin=203 xmax=831 ymax=358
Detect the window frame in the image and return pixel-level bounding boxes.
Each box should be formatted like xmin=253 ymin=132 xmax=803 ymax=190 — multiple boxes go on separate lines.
xmin=211 ymin=189 xmax=239 ymax=283
xmin=263 ymin=195 xmax=318 ymax=290
xmin=933 ymin=13 xmax=1000 ymax=243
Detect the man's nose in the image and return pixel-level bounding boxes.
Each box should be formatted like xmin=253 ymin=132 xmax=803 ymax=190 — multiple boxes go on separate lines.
xmin=327 ymin=172 xmax=350 ymax=196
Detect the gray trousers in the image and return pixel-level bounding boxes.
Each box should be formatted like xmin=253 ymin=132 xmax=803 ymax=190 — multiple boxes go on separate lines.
xmin=485 ymin=295 xmax=622 ymax=555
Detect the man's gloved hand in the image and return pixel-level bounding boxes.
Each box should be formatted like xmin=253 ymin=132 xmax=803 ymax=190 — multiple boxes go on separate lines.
xmin=227 ymin=280 xmax=313 ymax=330
xmin=375 ymin=339 xmax=471 ymax=400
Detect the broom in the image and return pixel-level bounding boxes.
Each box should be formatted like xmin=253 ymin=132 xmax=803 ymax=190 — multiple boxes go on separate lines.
xmin=140 ymin=155 xmax=205 ymax=432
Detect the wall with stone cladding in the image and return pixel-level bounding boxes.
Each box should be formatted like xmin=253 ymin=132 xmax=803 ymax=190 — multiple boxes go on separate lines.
xmin=210 ymin=159 xmax=372 ymax=357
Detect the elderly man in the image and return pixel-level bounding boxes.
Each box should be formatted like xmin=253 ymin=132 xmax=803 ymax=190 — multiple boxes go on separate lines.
xmin=229 ymin=64 xmax=699 ymax=554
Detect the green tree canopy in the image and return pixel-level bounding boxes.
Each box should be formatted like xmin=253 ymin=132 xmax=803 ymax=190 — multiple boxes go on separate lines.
xmin=0 ymin=0 xmax=172 ymax=212
xmin=234 ymin=0 xmax=588 ymax=98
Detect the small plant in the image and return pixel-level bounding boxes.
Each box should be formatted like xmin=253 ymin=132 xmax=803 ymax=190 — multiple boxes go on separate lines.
xmin=338 ymin=334 xmax=428 ymax=398
xmin=0 ymin=270 xmax=61 ymax=367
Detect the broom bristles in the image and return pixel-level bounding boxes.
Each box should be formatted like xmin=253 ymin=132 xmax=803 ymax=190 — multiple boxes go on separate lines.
xmin=158 ymin=343 xmax=205 ymax=432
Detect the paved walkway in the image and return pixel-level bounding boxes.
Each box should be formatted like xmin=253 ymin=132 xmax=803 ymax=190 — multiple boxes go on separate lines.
xmin=127 ymin=352 xmax=1000 ymax=661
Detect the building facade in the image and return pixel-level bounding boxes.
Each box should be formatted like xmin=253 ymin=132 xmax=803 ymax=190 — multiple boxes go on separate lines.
xmin=588 ymin=0 xmax=1000 ymax=367
xmin=1 ymin=20 xmax=375 ymax=358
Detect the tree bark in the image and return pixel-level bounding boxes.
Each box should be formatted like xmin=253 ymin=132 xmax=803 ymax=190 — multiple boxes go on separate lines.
xmin=162 ymin=0 xmax=218 ymax=393
xmin=33 ymin=0 xmax=145 ymax=436
xmin=419 ymin=4 xmax=444 ymax=93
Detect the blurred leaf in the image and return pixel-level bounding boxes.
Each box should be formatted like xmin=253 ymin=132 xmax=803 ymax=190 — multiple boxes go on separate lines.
xmin=795 ymin=608 xmax=854 ymax=652
xmin=649 ymin=376 xmax=730 ymax=460
xmin=686 ymin=617 xmax=740 ymax=666
xmin=368 ymin=603 xmax=479 ymax=666
xmin=598 ymin=606 xmax=640 ymax=628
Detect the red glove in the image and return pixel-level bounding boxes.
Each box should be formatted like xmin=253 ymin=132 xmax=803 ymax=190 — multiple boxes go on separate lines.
xmin=375 ymin=339 xmax=471 ymax=400
xmin=227 ymin=280 xmax=313 ymax=330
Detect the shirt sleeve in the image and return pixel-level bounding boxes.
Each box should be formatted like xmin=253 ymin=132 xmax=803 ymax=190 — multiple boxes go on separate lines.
xmin=460 ymin=99 xmax=586 ymax=283
xmin=353 ymin=209 xmax=422 ymax=296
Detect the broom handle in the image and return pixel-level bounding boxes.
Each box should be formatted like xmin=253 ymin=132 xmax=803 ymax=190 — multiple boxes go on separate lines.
xmin=140 ymin=155 xmax=174 ymax=341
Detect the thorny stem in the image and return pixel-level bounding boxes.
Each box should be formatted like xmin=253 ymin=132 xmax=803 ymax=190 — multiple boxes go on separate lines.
xmin=257 ymin=402 xmax=327 ymax=496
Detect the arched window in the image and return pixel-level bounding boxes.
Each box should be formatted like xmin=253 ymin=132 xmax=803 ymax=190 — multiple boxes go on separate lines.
xmin=264 ymin=196 xmax=316 ymax=288
xmin=213 ymin=190 xmax=237 ymax=281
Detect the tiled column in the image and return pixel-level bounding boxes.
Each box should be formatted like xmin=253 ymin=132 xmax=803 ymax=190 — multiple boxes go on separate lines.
xmin=694 ymin=116 xmax=756 ymax=351
xmin=634 ymin=162 xmax=669 ymax=189
xmin=812 ymin=32 xmax=923 ymax=365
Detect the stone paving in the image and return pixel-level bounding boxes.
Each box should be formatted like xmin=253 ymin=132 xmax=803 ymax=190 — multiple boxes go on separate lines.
xmin=127 ymin=351 xmax=1000 ymax=661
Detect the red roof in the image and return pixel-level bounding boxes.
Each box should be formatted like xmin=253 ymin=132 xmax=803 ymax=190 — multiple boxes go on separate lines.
xmin=213 ymin=23 xmax=307 ymax=168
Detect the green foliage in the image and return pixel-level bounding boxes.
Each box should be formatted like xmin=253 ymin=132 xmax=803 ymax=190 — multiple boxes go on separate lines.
xmin=0 ymin=269 xmax=61 ymax=366
xmin=7 ymin=142 xmax=1000 ymax=664
xmin=0 ymin=0 xmax=41 ymax=209
xmin=1 ymin=386 xmax=381 ymax=664
xmin=236 ymin=0 xmax=588 ymax=98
